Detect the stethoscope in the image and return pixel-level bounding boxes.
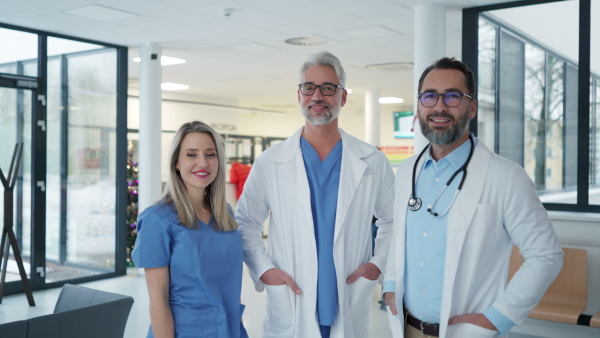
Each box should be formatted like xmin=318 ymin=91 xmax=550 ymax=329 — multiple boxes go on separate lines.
xmin=408 ymin=135 xmax=474 ymax=217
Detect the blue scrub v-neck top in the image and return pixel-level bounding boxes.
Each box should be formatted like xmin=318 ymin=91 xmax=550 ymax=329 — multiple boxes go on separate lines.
xmin=301 ymin=136 xmax=342 ymax=326
xmin=132 ymin=201 xmax=248 ymax=338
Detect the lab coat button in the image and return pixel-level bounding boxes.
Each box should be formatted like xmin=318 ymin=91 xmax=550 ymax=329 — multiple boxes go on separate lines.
xmin=423 ymin=233 xmax=428 ymax=237
xmin=435 ymin=178 xmax=440 ymax=182
xmin=420 ymin=290 xmax=425 ymax=295
xmin=420 ymin=262 xmax=424 ymax=266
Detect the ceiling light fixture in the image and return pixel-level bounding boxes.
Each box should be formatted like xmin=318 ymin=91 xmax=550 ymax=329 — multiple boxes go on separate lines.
xmin=284 ymin=35 xmax=332 ymax=46
xmin=161 ymin=83 xmax=189 ymax=91
xmin=379 ymin=97 xmax=404 ymax=104
xmin=133 ymin=56 xmax=186 ymax=66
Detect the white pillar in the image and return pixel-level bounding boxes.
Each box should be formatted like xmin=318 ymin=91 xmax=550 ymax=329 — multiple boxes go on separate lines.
xmin=365 ymin=90 xmax=381 ymax=147
xmin=138 ymin=43 xmax=162 ymax=212
xmin=413 ymin=4 xmax=446 ymax=152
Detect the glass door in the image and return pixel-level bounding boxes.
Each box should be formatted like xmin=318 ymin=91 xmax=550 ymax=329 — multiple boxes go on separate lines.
xmin=0 ymin=85 xmax=37 ymax=292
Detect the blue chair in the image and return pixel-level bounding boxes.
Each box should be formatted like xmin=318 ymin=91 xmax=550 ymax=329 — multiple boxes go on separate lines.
xmin=0 ymin=320 xmax=27 ymax=337
xmin=26 ymin=284 xmax=134 ymax=338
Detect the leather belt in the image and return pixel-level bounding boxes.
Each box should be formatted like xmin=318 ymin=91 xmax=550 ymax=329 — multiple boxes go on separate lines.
xmin=405 ymin=311 xmax=440 ymax=337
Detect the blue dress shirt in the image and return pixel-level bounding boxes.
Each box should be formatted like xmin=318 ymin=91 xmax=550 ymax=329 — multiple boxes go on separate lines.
xmin=301 ymin=137 xmax=343 ymax=326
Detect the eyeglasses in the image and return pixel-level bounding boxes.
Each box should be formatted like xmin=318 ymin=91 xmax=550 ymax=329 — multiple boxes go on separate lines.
xmin=298 ymin=83 xmax=344 ymax=96
xmin=418 ymin=91 xmax=473 ymax=107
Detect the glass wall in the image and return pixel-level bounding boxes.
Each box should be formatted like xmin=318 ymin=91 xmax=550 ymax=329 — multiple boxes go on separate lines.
xmin=0 ymin=27 xmax=37 ymax=76
xmin=471 ymin=0 xmax=583 ymax=206
xmin=0 ymin=87 xmax=32 ymax=282
xmin=590 ymin=0 xmax=600 ymax=204
xmin=0 ymin=23 xmax=127 ymax=292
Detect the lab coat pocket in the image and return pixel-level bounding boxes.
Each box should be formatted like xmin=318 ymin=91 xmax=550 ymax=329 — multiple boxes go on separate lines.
xmin=348 ymin=277 xmax=377 ymax=327
xmin=385 ymin=307 xmax=403 ymax=338
xmin=264 ymin=284 xmax=295 ymax=337
xmin=465 ymin=204 xmax=497 ymax=245
xmin=447 ymin=322 xmax=499 ymax=338
xmin=172 ymin=306 xmax=218 ymax=338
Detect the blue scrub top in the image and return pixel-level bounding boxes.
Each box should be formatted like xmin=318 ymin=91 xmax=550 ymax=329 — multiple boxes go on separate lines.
xmin=301 ymin=137 xmax=342 ymax=326
xmin=132 ymin=202 xmax=248 ymax=338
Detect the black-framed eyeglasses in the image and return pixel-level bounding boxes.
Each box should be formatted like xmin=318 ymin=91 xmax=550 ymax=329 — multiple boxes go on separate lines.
xmin=418 ymin=91 xmax=473 ymax=107
xmin=298 ymin=83 xmax=344 ymax=96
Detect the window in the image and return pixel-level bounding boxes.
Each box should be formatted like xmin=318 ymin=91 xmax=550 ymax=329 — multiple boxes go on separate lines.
xmin=464 ymin=0 xmax=597 ymax=211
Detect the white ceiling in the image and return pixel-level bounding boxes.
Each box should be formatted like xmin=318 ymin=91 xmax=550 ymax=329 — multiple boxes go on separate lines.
xmin=0 ymin=0 xmax=522 ymax=115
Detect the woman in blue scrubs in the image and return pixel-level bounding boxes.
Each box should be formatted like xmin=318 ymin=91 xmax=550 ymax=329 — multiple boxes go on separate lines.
xmin=132 ymin=121 xmax=248 ymax=338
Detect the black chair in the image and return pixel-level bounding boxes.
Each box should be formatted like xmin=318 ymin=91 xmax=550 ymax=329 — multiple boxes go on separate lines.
xmin=26 ymin=284 xmax=134 ymax=338
xmin=0 ymin=320 xmax=28 ymax=337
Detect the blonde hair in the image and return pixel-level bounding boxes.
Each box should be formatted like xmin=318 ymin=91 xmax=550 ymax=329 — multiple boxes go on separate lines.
xmin=161 ymin=121 xmax=237 ymax=231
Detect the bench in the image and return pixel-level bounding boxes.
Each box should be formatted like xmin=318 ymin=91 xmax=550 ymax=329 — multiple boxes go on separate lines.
xmin=591 ymin=311 xmax=600 ymax=328
xmin=508 ymin=246 xmax=587 ymax=324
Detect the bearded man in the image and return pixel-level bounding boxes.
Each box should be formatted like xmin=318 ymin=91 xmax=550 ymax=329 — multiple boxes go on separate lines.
xmin=383 ymin=57 xmax=563 ymax=338
xmin=236 ymin=51 xmax=395 ymax=338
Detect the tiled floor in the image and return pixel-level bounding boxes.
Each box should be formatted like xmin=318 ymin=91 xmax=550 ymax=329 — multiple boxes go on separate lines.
xmin=0 ymin=266 xmax=393 ymax=337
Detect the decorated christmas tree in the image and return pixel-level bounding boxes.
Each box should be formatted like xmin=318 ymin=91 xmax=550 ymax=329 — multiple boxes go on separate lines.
xmin=126 ymin=144 xmax=139 ymax=267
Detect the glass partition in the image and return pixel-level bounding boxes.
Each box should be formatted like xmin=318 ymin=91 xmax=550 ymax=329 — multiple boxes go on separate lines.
xmin=46 ymin=37 xmax=118 ymax=282
xmin=477 ymin=0 xmax=579 ymax=204
xmin=0 ymin=27 xmax=37 ymax=76
xmin=590 ymin=1 xmax=600 ymax=204
xmin=0 ymin=87 xmax=32 ymax=282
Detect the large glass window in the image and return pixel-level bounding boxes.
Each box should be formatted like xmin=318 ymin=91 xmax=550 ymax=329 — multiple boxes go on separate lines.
xmin=0 ymin=87 xmax=32 ymax=282
xmin=0 ymin=23 xmax=126 ymax=293
xmin=590 ymin=0 xmax=600 ymax=204
xmin=477 ymin=19 xmax=497 ymax=149
xmin=471 ymin=0 xmax=582 ymax=206
xmin=46 ymin=37 xmax=119 ymax=282
xmin=0 ymin=28 xmax=37 ymax=76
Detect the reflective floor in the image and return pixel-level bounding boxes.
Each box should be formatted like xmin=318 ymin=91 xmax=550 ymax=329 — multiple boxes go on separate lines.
xmin=0 ymin=266 xmax=393 ymax=337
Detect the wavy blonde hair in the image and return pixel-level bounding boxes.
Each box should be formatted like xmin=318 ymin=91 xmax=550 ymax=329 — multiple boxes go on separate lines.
xmin=161 ymin=121 xmax=237 ymax=231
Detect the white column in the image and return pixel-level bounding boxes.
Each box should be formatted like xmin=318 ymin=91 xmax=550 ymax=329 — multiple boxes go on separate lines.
xmin=138 ymin=43 xmax=162 ymax=212
xmin=365 ymin=89 xmax=381 ymax=147
xmin=413 ymin=4 xmax=446 ymax=151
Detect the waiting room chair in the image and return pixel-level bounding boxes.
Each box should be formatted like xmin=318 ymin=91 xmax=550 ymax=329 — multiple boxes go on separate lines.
xmin=591 ymin=311 xmax=600 ymax=328
xmin=509 ymin=246 xmax=587 ymax=324
xmin=26 ymin=284 xmax=134 ymax=338
xmin=0 ymin=320 xmax=27 ymax=338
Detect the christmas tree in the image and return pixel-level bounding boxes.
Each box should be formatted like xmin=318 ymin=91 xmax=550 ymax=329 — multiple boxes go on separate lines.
xmin=126 ymin=144 xmax=139 ymax=267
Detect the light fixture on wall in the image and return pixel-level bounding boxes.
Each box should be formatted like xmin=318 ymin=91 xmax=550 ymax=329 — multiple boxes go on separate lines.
xmin=133 ymin=56 xmax=186 ymax=66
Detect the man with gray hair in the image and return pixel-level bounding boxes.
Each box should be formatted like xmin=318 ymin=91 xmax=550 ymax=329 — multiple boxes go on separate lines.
xmin=237 ymin=51 xmax=395 ymax=338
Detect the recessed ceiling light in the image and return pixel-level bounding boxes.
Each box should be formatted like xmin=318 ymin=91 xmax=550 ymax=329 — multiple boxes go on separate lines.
xmin=379 ymin=97 xmax=404 ymax=104
xmin=284 ymin=35 xmax=333 ymax=46
xmin=133 ymin=56 xmax=186 ymax=66
xmin=161 ymin=83 xmax=189 ymax=91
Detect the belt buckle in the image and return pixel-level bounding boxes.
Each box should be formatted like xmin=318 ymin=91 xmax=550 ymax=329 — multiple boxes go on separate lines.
xmin=420 ymin=320 xmax=430 ymax=335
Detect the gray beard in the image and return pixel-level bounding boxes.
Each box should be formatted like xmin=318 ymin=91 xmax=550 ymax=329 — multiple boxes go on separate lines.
xmin=419 ymin=111 xmax=470 ymax=145
xmin=301 ymin=105 xmax=340 ymax=126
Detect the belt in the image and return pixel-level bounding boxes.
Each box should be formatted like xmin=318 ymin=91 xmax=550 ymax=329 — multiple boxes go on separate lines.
xmin=405 ymin=311 xmax=440 ymax=337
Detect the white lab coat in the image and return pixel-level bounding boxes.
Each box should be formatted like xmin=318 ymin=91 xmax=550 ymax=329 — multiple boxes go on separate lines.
xmin=237 ymin=127 xmax=395 ymax=338
xmin=384 ymin=141 xmax=563 ymax=338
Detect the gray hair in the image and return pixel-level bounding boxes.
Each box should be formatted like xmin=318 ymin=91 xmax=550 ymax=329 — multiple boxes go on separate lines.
xmin=299 ymin=51 xmax=347 ymax=87
xmin=162 ymin=121 xmax=237 ymax=231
